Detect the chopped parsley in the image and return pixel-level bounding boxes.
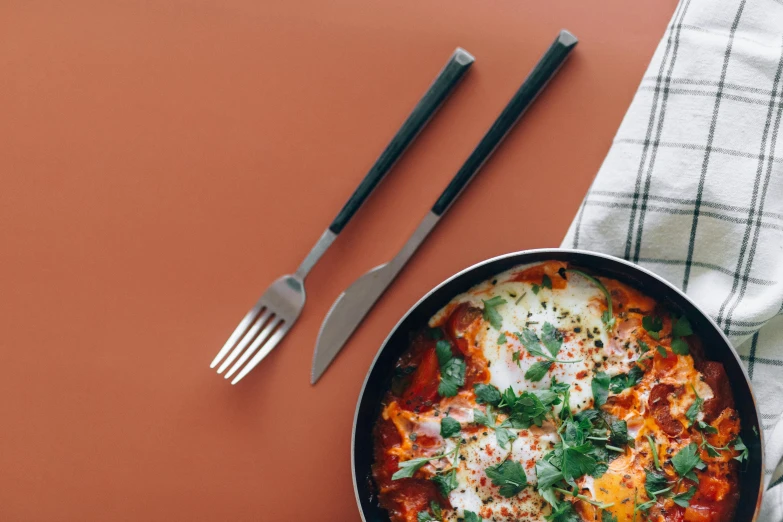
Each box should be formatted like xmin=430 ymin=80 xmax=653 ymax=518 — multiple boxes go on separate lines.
xmin=602 ymin=511 xmax=618 ymax=522
xmin=672 ymin=443 xmax=705 ymax=481
xmin=642 ymin=315 xmax=663 ymax=340
xmin=435 ymin=340 xmax=465 ymax=397
xmin=656 ymin=345 xmax=668 ymax=358
xmin=485 ymin=459 xmax=528 ymax=497
xmin=482 ymin=296 xmax=507 ymax=330
xmin=440 ymin=416 xmax=461 ymax=438
xmin=608 ymin=365 xmax=644 ymax=393
xmin=464 ymin=511 xmax=482 ymax=522
xmin=474 ymin=383 xmax=502 ymax=406
xmin=672 ymin=316 xmax=693 ymax=337
xmin=673 ymin=486 xmax=697 ymax=507
xmin=473 ymin=405 xmax=517 ymax=449
xmin=734 ymin=436 xmax=749 ymax=463
xmin=671 ymin=337 xmax=690 ymax=355
xmin=686 ymin=385 xmax=703 ymax=424
xmin=514 ymin=324 xmax=581 ymax=382
xmin=592 ymin=371 xmax=610 ymax=407
xmin=392 ymin=442 xmax=460 ymax=480
xmin=431 ymin=468 xmax=458 ymax=496
xmin=498 ymin=332 xmax=507 ymax=345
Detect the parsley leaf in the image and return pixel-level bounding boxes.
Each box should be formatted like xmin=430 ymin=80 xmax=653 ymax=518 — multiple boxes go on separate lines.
xmin=393 ymin=455 xmax=439 ymax=480
xmin=672 ymin=443 xmax=703 ymax=479
xmin=671 ymin=337 xmax=689 ymax=355
xmin=686 ymin=386 xmax=703 ymax=424
xmin=495 ymin=426 xmax=518 ymax=449
xmin=542 ymin=274 xmax=553 ymax=289
xmin=535 ymin=459 xmax=564 ymax=489
xmin=672 ymin=316 xmax=693 ymax=337
xmin=642 ymin=315 xmax=663 ymax=339
xmin=431 ymin=469 xmax=458 ymax=496
xmin=546 ymin=503 xmax=581 ymax=522
xmin=430 ymin=502 xmax=442 ymax=518
xmin=417 ymin=511 xmax=436 ymax=522
xmin=672 ymin=486 xmax=697 ymax=508
xmin=638 ymin=340 xmax=650 ymax=353
xmin=485 ymin=460 xmax=528 ymax=497
xmin=644 ymin=468 xmax=670 ymax=497
xmin=516 ymin=329 xmax=550 ymax=359
xmin=561 ymin=444 xmax=598 ymax=483
xmin=482 ymin=296 xmax=507 ymax=330
xmin=592 ymin=371 xmax=610 ymax=407
xmin=609 ymin=420 xmax=629 ymax=447
xmin=525 ymin=360 xmax=554 ymax=382
xmin=532 ymin=284 xmax=541 ymax=295
xmin=435 ymin=340 xmax=465 ymax=397
xmin=697 ymin=420 xmax=718 ymax=434
xmin=474 ymin=383 xmax=502 ymax=406
xmin=440 ymin=416 xmax=461 ymax=438
xmin=473 ymin=406 xmax=496 ymax=428
xmin=512 ymin=350 xmax=522 ymax=367
xmin=656 ymin=345 xmax=668 ymax=358
xmin=609 ymin=365 xmax=644 ymax=393
xmin=602 ymin=511 xmax=618 ymax=522
xmin=498 ymin=332 xmax=507 ymax=345
xmin=435 ymin=340 xmax=452 ymax=366
xmin=464 ymin=511 xmax=482 ymax=522
xmin=734 ymin=436 xmax=749 ymax=463
xmin=541 ymin=322 xmax=564 ymax=357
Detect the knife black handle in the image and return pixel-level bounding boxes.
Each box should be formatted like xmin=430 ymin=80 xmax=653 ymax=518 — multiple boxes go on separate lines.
xmin=328 ymin=48 xmax=475 ymax=235
xmin=431 ymin=30 xmax=577 ymax=216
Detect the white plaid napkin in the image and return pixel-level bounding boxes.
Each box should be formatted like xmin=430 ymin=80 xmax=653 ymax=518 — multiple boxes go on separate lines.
xmin=561 ymin=0 xmax=783 ymax=518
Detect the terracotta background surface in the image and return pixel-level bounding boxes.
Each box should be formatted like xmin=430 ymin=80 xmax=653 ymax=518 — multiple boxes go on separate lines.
xmin=0 ymin=1 xmax=676 ymax=520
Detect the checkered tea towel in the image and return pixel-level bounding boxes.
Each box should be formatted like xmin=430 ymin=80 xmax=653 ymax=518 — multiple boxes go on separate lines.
xmin=562 ymin=0 xmax=783 ymax=519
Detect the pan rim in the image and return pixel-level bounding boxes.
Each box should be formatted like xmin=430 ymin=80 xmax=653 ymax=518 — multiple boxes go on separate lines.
xmin=351 ymin=247 xmax=764 ymax=522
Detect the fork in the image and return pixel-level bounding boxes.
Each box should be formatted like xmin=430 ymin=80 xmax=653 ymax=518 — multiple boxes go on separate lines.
xmin=210 ymin=48 xmax=475 ymax=384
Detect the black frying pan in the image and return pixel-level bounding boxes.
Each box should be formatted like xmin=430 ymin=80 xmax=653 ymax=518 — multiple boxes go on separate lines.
xmin=352 ymin=249 xmax=764 ymax=522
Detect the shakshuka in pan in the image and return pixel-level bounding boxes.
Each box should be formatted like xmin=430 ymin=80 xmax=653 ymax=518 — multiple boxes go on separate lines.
xmin=372 ymin=261 xmax=745 ymax=522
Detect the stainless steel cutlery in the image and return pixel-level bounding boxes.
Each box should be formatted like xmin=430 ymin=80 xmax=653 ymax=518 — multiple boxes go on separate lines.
xmin=210 ymin=48 xmax=475 ymax=384
xmin=311 ymin=30 xmax=578 ymax=383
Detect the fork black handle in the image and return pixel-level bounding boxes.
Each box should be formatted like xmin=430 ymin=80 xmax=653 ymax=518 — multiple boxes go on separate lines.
xmin=328 ymin=48 xmax=475 ymax=235
xmin=431 ymin=30 xmax=577 ymax=216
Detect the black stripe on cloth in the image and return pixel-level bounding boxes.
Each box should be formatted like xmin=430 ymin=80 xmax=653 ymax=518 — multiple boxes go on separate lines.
xmin=614 ymin=138 xmax=783 ymax=163
xmin=583 ymin=200 xmax=783 ymax=233
xmin=748 ymin=332 xmax=760 ymax=378
xmin=721 ymin=38 xmax=783 ymax=332
xmin=763 ymin=413 xmax=780 ymax=419
xmin=641 ymin=76 xmax=776 ymax=96
xmin=589 ymin=190 xmax=783 ymax=221
xmin=769 ymin=474 xmax=783 ymax=490
xmin=639 ymin=85 xmax=783 ymax=106
xmin=622 ymin=0 xmax=690 ymax=262
xmin=740 ymin=354 xmax=783 ymax=366
xmin=632 ymin=0 xmax=692 ymax=264
xmin=635 ymin=257 xmax=775 ymax=285
xmin=682 ymin=0 xmax=747 ymax=293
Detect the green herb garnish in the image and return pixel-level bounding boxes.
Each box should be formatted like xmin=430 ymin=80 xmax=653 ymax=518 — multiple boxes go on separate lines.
xmin=482 ymin=296 xmax=507 ymax=330
xmin=440 ymin=416 xmax=461 ymax=438
xmin=642 ymin=315 xmax=663 ymax=339
xmin=592 ymin=371 xmax=610 ymax=407
xmin=485 ymin=460 xmax=528 ymax=497
xmin=435 ymin=340 xmax=465 ymax=397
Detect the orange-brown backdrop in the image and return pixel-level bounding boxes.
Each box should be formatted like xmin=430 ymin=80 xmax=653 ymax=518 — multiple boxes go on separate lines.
xmin=0 ymin=1 xmax=676 ymax=520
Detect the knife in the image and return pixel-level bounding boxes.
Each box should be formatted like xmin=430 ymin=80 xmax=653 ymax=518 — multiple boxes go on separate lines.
xmin=311 ymin=30 xmax=578 ymax=384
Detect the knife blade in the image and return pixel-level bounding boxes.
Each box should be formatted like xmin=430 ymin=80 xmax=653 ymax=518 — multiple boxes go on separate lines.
xmin=311 ymin=30 xmax=578 ymax=384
